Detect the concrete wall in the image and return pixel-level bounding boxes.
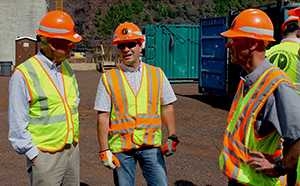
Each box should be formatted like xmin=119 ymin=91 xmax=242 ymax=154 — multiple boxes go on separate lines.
xmin=0 ymin=0 xmax=47 ymax=66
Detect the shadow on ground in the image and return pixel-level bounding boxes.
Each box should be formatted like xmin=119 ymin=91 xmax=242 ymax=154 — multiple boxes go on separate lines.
xmin=175 ymin=93 xmax=232 ymax=111
xmin=80 ymin=182 xmax=89 ymax=186
xmin=174 ymin=180 xmax=197 ymax=186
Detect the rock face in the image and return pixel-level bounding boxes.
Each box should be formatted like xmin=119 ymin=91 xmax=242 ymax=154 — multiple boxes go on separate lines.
xmin=48 ymin=0 xmax=277 ymax=59
xmin=48 ymin=0 xmax=205 ymax=53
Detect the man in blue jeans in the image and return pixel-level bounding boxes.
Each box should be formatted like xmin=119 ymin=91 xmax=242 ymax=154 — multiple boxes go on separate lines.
xmin=94 ymin=22 xmax=179 ymax=186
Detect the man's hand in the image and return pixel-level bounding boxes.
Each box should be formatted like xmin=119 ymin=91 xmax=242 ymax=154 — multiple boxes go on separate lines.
xmin=31 ymin=156 xmax=37 ymax=164
xmin=246 ymin=151 xmax=279 ymax=177
xmin=99 ymin=149 xmax=120 ymax=169
xmin=161 ymin=136 xmax=179 ymax=157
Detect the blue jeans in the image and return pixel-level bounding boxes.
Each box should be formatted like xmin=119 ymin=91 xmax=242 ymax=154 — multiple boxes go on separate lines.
xmin=113 ymin=147 xmax=167 ymax=186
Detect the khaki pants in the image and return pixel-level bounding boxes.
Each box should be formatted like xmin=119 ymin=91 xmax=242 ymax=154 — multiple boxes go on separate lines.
xmin=27 ymin=143 xmax=80 ymax=186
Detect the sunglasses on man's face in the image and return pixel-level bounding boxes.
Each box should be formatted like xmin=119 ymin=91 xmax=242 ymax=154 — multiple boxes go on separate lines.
xmin=50 ymin=38 xmax=75 ymax=51
xmin=117 ymin=42 xmax=139 ymax=50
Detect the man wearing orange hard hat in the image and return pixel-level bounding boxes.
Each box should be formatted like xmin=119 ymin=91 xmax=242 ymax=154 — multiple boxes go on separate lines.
xmin=266 ymin=15 xmax=300 ymax=96
xmin=94 ymin=22 xmax=179 ymax=186
xmin=283 ymin=6 xmax=300 ymax=186
xmin=8 ymin=10 xmax=82 ymax=186
xmin=265 ymin=14 xmax=300 ymax=185
xmin=219 ymin=8 xmax=300 ymax=186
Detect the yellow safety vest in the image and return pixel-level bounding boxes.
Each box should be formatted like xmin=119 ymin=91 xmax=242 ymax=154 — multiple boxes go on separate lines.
xmin=15 ymin=56 xmax=79 ymax=152
xmin=267 ymin=40 xmax=300 ymax=184
xmin=296 ymin=156 xmax=300 ymax=186
xmin=266 ymin=39 xmax=300 ymax=96
xmin=219 ymin=66 xmax=294 ymax=185
xmin=102 ymin=63 xmax=163 ymax=153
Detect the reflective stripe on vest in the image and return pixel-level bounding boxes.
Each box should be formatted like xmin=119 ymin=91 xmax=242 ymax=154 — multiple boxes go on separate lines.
xmin=219 ymin=66 xmax=294 ymax=185
xmin=102 ymin=63 xmax=163 ymax=153
xmin=15 ymin=57 xmax=79 ymax=152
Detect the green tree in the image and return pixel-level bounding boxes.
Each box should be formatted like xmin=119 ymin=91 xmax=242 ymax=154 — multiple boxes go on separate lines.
xmin=176 ymin=3 xmax=182 ymax=16
xmin=143 ymin=13 xmax=152 ymax=25
xmin=214 ymin=1 xmax=229 ymax=15
xmin=132 ymin=0 xmax=144 ymax=14
xmin=119 ymin=1 xmax=135 ymax=23
xmin=198 ymin=5 xmax=203 ymax=15
xmin=205 ymin=4 xmax=212 ymax=13
xmin=167 ymin=3 xmax=176 ymax=18
xmin=183 ymin=3 xmax=190 ymax=19
xmin=96 ymin=7 xmax=102 ymax=15
xmin=153 ymin=12 xmax=162 ymax=22
xmin=158 ymin=4 xmax=167 ymax=18
xmin=94 ymin=4 xmax=121 ymax=36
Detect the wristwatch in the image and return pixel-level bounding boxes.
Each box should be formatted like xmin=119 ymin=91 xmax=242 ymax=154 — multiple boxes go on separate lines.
xmin=168 ymin=136 xmax=179 ymax=143
xmin=274 ymin=160 xmax=289 ymax=176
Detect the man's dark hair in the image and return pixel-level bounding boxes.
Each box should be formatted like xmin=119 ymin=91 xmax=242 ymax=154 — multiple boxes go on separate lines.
xmin=283 ymin=20 xmax=299 ymax=36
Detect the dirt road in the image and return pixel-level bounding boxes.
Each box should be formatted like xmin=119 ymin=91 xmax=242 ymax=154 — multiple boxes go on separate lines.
xmin=0 ymin=70 xmax=231 ymax=186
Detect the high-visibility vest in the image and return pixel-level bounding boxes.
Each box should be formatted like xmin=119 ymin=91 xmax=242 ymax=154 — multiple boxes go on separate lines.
xmin=102 ymin=63 xmax=163 ymax=153
xmin=296 ymin=155 xmax=300 ymax=186
xmin=267 ymin=40 xmax=300 ymax=185
xmin=15 ymin=56 xmax=79 ymax=152
xmin=266 ymin=39 xmax=300 ymax=96
xmin=219 ymin=66 xmax=295 ymax=186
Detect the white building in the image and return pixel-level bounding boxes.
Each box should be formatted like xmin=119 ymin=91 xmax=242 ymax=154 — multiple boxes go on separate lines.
xmin=0 ymin=0 xmax=47 ymax=66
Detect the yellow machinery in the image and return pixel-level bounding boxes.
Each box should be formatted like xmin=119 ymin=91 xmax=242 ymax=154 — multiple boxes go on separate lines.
xmin=91 ymin=45 xmax=120 ymax=72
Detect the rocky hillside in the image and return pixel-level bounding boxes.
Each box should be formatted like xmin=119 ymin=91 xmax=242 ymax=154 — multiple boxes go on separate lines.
xmin=47 ymin=0 xmax=278 ymax=54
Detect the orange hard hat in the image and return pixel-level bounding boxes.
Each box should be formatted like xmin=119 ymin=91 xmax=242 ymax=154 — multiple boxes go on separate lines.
xmin=221 ymin=9 xmax=275 ymax=41
xmin=281 ymin=16 xmax=298 ymax=32
xmin=286 ymin=7 xmax=300 ymax=17
xmin=112 ymin=22 xmax=144 ymax=44
xmin=36 ymin=10 xmax=82 ymax=42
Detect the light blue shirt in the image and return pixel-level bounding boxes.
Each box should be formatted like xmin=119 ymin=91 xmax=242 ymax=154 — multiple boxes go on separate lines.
xmin=94 ymin=61 xmax=177 ymax=112
xmin=8 ymin=50 xmax=80 ymax=160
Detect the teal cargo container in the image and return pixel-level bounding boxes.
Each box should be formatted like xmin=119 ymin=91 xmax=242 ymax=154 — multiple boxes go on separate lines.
xmin=144 ymin=23 xmax=199 ymax=81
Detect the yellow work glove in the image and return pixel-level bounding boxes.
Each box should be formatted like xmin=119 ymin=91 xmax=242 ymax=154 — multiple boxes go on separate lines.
xmin=161 ymin=136 xmax=179 ymax=157
xmin=99 ymin=149 xmax=120 ymax=169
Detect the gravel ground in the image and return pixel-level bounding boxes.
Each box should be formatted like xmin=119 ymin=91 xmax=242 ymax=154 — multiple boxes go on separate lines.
xmin=0 ymin=70 xmax=232 ymax=186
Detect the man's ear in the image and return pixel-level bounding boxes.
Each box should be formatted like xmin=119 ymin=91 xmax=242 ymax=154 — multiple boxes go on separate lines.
xmin=249 ymin=39 xmax=259 ymax=51
xmin=48 ymin=39 xmax=56 ymax=51
xmin=139 ymin=43 xmax=143 ymax=53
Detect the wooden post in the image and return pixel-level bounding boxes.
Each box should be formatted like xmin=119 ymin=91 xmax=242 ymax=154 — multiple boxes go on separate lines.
xmin=56 ymin=0 xmax=63 ymax=11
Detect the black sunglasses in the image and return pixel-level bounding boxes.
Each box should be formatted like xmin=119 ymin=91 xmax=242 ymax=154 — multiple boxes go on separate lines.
xmin=117 ymin=42 xmax=139 ymax=50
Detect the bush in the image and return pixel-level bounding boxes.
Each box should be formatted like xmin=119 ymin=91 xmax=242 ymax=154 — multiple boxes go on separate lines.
xmin=198 ymin=5 xmax=203 ymax=15
xmin=176 ymin=3 xmax=182 ymax=16
xmin=96 ymin=7 xmax=102 ymax=15
xmin=183 ymin=3 xmax=190 ymax=19
xmin=159 ymin=5 xmax=167 ymax=17
xmin=167 ymin=3 xmax=176 ymax=18
xmin=205 ymin=4 xmax=212 ymax=13
xmin=132 ymin=0 xmax=144 ymax=14
xmin=153 ymin=12 xmax=162 ymax=22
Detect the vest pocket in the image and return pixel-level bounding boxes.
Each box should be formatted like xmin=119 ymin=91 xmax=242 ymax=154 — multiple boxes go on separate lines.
xmin=108 ymin=134 xmax=123 ymax=152
xmin=133 ymin=128 xmax=162 ymax=146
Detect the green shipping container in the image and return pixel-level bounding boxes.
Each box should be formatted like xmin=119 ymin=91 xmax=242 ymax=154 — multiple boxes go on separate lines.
xmin=145 ymin=23 xmax=199 ymax=81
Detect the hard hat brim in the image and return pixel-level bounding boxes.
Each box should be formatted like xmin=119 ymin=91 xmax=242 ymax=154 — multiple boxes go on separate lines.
xmin=36 ymin=29 xmax=82 ymax=43
xmin=112 ymin=38 xmax=144 ymax=45
xmin=287 ymin=7 xmax=300 ymax=17
xmin=221 ymin=29 xmax=275 ymax=41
